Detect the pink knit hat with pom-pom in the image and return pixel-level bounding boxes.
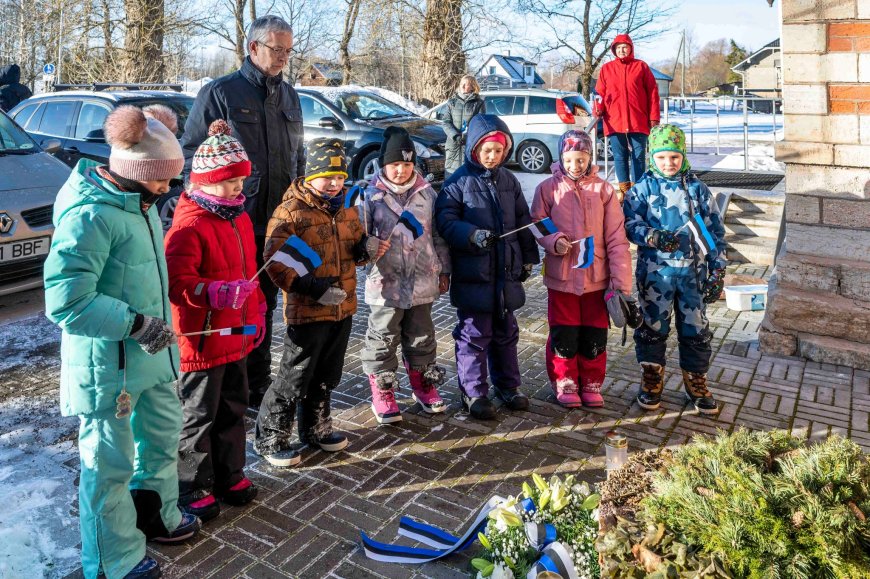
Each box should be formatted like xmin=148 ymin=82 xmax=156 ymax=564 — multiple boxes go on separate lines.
xmin=104 ymin=104 xmax=184 ymax=181
xmin=190 ymin=120 xmax=251 ymax=185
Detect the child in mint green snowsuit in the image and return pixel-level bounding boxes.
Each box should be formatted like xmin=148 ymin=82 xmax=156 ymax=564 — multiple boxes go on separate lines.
xmin=44 ymin=105 xmax=198 ymax=579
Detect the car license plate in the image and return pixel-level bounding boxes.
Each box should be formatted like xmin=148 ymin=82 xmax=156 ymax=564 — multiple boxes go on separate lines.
xmin=0 ymin=237 xmax=51 ymax=263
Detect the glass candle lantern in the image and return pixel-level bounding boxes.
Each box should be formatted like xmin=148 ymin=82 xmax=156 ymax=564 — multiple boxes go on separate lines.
xmin=604 ymin=429 xmax=628 ymax=476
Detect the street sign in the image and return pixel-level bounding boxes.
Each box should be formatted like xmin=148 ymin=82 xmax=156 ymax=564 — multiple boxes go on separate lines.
xmin=42 ymin=74 xmax=55 ymax=86
xmin=43 ymin=63 xmax=56 ymax=75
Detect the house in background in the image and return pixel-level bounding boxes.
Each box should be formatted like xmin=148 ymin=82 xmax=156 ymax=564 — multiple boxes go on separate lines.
xmin=650 ymin=67 xmax=674 ymax=98
xmin=299 ymin=61 xmax=342 ymax=87
xmin=476 ymin=54 xmax=546 ymax=90
xmin=730 ymin=38 xmax=782 ymax=98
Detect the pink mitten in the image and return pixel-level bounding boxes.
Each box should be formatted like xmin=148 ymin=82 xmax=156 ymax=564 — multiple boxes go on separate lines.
xmin=207 ymin=280 xmax=258 ymax=310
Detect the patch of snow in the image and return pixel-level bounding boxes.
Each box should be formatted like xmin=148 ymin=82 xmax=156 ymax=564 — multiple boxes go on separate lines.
xmin=0 ymin=314 xmax=60 ymax=374
xmin=302 ymin=84 xmax=428 ymax=116
xmin=430 ymin=423 xmax=444 ymax=432
xmin=362 ymin=86 xmax=428 ymax=115
xmin=712 ymin=144 xmax=785 ymax=172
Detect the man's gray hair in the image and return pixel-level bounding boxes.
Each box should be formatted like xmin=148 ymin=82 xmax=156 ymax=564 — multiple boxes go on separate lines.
xmin=246 ymin=15 xmax=293 ymax=51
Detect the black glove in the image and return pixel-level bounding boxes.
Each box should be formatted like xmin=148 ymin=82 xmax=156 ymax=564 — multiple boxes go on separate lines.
xmin=648 ymin=229 xmax=679 ymax=253
xmin=518 ymin=263 xmax=534 ymax=282
xmin=130 ymin=314 xmax=176 ymax=355
xmin=470 ymin=229 xmax=496 ymax=249
xmin=291 ymin=274 xmax=340 ymax=300
xmin=703 ymin=267 xmax=726 ymax=304
xmin=352 ymin=236 xmax=373 ymax=264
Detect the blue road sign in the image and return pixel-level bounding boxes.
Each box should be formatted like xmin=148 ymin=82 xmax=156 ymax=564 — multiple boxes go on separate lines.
xmin=43 ymin=63 xmax=56 ymax=75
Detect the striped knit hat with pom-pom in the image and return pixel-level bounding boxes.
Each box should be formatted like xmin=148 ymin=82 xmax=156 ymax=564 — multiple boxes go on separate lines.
xmin=104 ymin=104 xmax=184 ymax=181
xmin=190 ymin=120 xmax=252 ymax=185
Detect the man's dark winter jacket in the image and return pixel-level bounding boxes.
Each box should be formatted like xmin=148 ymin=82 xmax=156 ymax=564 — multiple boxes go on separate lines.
xmin=438 ymin=92 xmax=486 ymax=175
xmin=0 ymin=64 xmax=32 ymax=112
xmin=435 ymin=114 xmax=540 ymax=315
xmin=180 ymin=57 xmax=305 ymax=235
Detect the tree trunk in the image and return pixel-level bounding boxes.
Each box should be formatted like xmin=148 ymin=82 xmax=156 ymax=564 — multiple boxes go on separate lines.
xmin=416 ymin=0 xmax=464 ymax=106
xmin=339 ymin=0 xmax=362 ymax=84
xmin=234 ymin=0 xmax=247 ymax=68
xmin=123 ymin=0 xmax=165 ymax=82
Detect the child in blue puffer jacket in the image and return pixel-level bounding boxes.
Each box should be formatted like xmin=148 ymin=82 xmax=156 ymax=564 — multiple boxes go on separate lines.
xmin=435 ymin=114 xmax=540 ymax=420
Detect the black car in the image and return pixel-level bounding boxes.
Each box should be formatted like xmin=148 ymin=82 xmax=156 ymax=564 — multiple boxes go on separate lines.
xmin=297 ymin=87 xmax=447 ymax=186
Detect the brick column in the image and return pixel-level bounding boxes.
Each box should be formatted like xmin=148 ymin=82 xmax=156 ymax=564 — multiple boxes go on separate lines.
xmin=761 ymin=0 xmax=870 ymax=367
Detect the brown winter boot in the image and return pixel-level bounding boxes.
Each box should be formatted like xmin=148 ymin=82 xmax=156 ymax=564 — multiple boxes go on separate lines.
xmin=636 ymin=362 xmax=664 ymax=410
xmin=681 ymin=370 xmax=719 ymax=415
xmin=616 ymin=181 xmax=631 ymax=204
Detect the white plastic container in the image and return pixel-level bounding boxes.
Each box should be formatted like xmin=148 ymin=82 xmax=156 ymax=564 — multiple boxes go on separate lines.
xmin=724 ymin=284 xmax=768 ymax=311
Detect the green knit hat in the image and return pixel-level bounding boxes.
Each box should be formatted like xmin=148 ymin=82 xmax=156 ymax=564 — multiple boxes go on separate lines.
xmin=648 ymin=124 xmax=690 ymax=177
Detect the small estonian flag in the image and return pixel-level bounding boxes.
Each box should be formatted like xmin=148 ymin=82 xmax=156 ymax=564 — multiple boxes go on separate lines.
xmin=530 ymin=217 xmax=558 ymax=239
xmin=572 ymin=236 xmax=594 ymax=269
xmin=273 ymin=235 xmax=323 ymax=276
xmin=394 ymin=211 xmax=424 ymax=243
xmin=344 ymin=184 xmax=364 ymax=208
xmin=686 ymin=214 xmax=715 ymax=258
xmin=219 ymin=325 xmax=257 ymax=336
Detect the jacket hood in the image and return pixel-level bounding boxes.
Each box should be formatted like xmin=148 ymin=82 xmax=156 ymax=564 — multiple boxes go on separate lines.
xmin=463 ymin=114 xmax=514 ymax=170
xmin=0 ymin=64 xmax=20 ymax=85
xmin=611 ymin=34 xmax=635 ymax=61
xmin=52 ymin=159 xmax=143 ymax=225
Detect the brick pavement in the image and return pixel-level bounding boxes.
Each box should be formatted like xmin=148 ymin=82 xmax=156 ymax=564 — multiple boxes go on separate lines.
xmin=44 ymin=262 xmax=869 ymax=579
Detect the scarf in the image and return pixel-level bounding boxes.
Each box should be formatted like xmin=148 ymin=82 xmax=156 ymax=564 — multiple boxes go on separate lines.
xmin=304 ymin=182 xmax=345 ymax=214
xmin=187 ymin=189 xmax=246 ymax=220
xmin=379 ymin=170 xmax=416 ymax=199
xmin=97 ymin=167 xmax=162 ymax=212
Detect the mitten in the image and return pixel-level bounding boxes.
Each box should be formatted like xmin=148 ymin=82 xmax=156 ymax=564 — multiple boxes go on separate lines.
xmin=130 ymin=314 xmax=176 ymax=355
xmin=470 ymin=229 xmax=496 ymax=249
xmin=648 ymin=229 xmax=679 ymax=253
xmin=703 ymin=267 xmax=726 ymax=304
xmin=317 ymin=287 xmax=347 ymax=306
xmin=291 ymin=274 xmax=339 ymax=300
xmin=253 ymin=299 xmax=268 ymax=348
xmin=208 ymin=280 xmax=258 ymax=310
xmin=518 ymin=263 xmax=534 ymax=282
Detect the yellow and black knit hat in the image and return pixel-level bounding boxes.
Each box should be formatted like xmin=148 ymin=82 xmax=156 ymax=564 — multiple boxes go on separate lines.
xmin=304 ymin=138 xmax=348 ymax=181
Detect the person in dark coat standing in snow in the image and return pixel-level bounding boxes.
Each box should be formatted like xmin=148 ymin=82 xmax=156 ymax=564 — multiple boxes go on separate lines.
xmin=180 ymin=15 xmax=305 ymax=408
xmin=0 ymin=64 xmax=32 ymax=112
xmin=435 ymin=114 xmax=540 ymax=421
xmin=594 ymin=34 xmax=660 ymax=203
xmin=438 ymin=75 xmax=486 ymax=177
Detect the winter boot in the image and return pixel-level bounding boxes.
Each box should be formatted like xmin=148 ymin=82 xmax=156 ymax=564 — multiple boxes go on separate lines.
xmin=636 ymin=362 xmax=665 ymax=410
xmin=579 ymin=379 xmax=604 ymax=408
xmin=461 ymin=392 xmax=497 ymax=420
xmin=123 ymin=556 xmax=162 ymax=579
xmin=300 ymin=383 xmax=349 ymax=451
xmin=682 ymin=370 xmax=719 ymax=415
xmin=405 ymin=362 xmax=447 ymax=414
xmin=151 ymin=512 xmax=201 ymax=544
xmin=219 ymin=478 xmax=258 ymax=506
xmin=552 ymin=378 xmax=582 ymax=408
xmin=493 ymin=385 xmax=530 ymax=411
xmin=179 ymin=491 xmax=220 ymax=523
xmin=369 ymin=372 xmax=402 ymax=424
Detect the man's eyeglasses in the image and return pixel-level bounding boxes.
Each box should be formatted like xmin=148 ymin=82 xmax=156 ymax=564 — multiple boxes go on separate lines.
xmin=256 ymin=41 xmax=293 ymax=57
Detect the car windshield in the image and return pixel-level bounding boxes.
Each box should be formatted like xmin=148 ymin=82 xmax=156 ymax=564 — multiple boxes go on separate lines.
xmin=125 ymin=97 xmax=195 ymax=137
xmin=0 ymin=112 xmax=38 ymax=153
xmin=315 ymin=90 xmax=411 ymax=121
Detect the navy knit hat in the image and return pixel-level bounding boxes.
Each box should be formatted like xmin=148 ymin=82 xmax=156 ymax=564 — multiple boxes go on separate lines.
xmin=379 ymin=126 xmax=416 ymax=167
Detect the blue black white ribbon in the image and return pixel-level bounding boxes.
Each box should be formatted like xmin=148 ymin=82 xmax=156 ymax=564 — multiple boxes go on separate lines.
xmin=526 ymin=542 xmax=580 ymax=579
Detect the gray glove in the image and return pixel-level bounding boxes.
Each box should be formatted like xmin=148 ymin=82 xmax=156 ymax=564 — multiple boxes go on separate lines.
xmin=470 ymin=229 xmax=496 ymax=249
xmin=317 ymin=287 xmax=348 ymax=306
xmin=365 ymin=236 xmax=381 ymax=257
xmin=130 ymin=315 xmax=176 ymax=355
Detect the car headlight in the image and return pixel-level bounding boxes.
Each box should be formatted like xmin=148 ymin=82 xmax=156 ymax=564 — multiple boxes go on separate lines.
xmin=413 ymin=140 xmax=435 ymax=159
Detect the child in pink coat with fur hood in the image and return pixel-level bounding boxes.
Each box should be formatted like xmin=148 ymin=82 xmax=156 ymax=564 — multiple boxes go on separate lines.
xmin=531 ymin=130 xmax=632 ymax=408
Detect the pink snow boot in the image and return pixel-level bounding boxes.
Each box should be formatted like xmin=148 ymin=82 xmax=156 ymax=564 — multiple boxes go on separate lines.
xmin=369 ymin=372 xmax=402 ymax=424
xmin=405 ymin=362 xmax=446 ymax=414
xmin=580 ymin=379 xmax=604 ymax=408
xmin=551 ymin=377 xmax=582 ymax=408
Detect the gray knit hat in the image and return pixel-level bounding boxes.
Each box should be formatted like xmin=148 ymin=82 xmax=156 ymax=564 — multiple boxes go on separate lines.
xmin=104 ymin=104 xmax=184 ymax=181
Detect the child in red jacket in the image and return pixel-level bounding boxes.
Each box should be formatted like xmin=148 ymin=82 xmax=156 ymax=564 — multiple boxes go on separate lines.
xmin=165 ymin=120 xmax=265 ymax=523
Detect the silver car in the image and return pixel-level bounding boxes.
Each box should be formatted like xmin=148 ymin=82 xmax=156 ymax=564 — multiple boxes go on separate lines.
xmin=0 ymin=110 xmax=70 ymax=296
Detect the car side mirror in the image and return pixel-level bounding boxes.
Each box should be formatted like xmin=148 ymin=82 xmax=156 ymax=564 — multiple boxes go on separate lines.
xmin=42 ymin=139 xmax=62 ymax=154
xmin=318 ymin=116 xmax=343 ymax=130
xmin=84 ymin=129 xmax=105 ymax=142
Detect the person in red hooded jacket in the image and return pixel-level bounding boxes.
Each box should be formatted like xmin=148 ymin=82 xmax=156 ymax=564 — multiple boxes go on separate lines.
xmin=165 ymin=120 xmax=266 ymax=525
xmin=594 ymin=34 xmax=661 ymax=202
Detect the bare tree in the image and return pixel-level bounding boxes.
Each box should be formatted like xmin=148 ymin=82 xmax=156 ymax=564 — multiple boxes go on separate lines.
xmin=339 ymin=0 xmax=363 ymax=83
xmin=414 ymin=0 xmax=464 ymax=105
xmin=519 ymin=0 xmax=674 ymax=96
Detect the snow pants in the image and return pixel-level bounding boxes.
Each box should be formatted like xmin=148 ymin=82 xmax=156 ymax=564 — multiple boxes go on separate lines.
xmin=77 ymin=380 xmax=183 ymax=579
xmin=361 ymin=303 xmax=437 ymax=375
xmin=546 ymin=289 xmax=609 ymax=390
xmin=254 ymin=318 xmax=352 ymax=455
xmin=176 ymin=358 xmax=249 ymax=503
xmin=453 ymin=309 xmax=521 ymax=398
xmin=634 ymin=263 xmax=712 ymax=373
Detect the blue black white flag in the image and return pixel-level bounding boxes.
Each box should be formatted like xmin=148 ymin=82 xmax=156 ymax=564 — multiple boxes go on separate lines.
xmin=572 ymin=236 xmax=594 ymax=269
xmin=394 ymin=211 xmax=424 ymax=243
xmin=686 ymin=214 xmax=715 ymax=258
xmin=273 ymin=235 xmax=323 ymax=276
xmin=530 ymin=217 xmax=558 ymax=239
xmin=219 ymin=325 xmax=257 ymax=336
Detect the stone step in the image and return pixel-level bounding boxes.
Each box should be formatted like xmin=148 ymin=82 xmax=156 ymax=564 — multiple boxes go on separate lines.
xmin=724 ymin=213 xmax=783 ymax=239
xmin=711 ymin=186 xmax=785 ymax=215
xmin=726 ymin=234 xmax=779 ymax=265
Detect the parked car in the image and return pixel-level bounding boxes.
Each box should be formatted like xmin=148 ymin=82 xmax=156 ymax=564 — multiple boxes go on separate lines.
xmin=297 ymin=86 xmax=447 ymax=186
xmin=8 ymin=85 xmax=194 ymax=230
xmin=0 ymin=110 xmax=71 ymax=296
xmin=424 ymin=88 xmax=606 ymax=173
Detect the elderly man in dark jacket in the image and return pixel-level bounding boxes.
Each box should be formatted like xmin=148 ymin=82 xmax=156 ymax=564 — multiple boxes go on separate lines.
xmin=180 ymin=15 xmax=305 ymax=406
xmin=0 ymin=64 xmax=32 ymax=112
xmin=435 ymin=114 xmax=540 ymax=420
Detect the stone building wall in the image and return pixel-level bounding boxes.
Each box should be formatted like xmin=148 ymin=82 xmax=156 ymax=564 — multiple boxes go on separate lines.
xmin=761 ymin=0 xmax=870 ymax=368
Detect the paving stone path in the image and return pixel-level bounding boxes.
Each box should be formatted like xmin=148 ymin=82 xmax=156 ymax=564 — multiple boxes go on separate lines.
xmin=44 ymin=262 xmax=869 ymax=578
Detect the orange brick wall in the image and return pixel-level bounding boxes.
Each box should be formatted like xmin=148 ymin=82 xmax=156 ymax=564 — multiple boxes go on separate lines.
xmin=829 ymin=84 xmax=870 ymax=114
xmin=826 ymin=22 xmax=870 ymax=113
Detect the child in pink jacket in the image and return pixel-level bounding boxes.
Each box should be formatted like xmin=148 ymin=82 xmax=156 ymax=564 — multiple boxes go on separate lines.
xmin=530 ymin=130 xmax=632 ymax=408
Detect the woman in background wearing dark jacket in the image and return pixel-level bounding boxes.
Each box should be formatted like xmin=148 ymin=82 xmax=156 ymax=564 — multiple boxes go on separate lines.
xmin=439 ymin=75 xmax=486 ymax=177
